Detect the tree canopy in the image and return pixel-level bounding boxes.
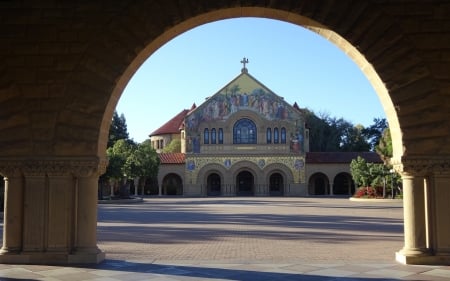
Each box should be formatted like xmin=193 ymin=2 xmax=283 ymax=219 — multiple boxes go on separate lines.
xmin=304 ymin=110 xmax=386 ymax=152
xmin=108 ymin=111 xmax=130 ymax=148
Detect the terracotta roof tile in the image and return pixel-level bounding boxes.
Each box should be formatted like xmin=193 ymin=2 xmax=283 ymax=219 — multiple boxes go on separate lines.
xmin=306 ymin=152 xmax=382 ymax=164
xmin=149 ymin=109 xmax=189 ymax=136
xmin=159 ymin=153 xmax=185 ymax=164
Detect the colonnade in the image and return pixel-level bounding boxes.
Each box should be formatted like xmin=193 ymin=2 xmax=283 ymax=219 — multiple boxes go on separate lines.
xmin=0 ymin=157 xmax=106 ymax=264
xmin=395 ymin=156 xmax=450 ymax=265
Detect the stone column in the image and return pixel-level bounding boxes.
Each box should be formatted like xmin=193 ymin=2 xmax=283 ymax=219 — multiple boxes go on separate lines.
xmin=428 ymin=164 xmax=450 ymax=263
xmin=396 ymin=173 xmax=429 ymax=262
xmin=395 ymin=156 xmax=450 ymax=265
xmin=70 ymin=162 xmax=106 ymax=263
xmin=46 ymin=170 xmax=75 ymax=254
xmin=0 ymin=171 xmax=24 ymax=254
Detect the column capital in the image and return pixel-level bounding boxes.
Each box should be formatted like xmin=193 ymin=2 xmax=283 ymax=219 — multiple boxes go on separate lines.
xmin=0 ymin=156 xmax=108 ymax=178
xmin=392 ymin=155 xmax=450 ymax=177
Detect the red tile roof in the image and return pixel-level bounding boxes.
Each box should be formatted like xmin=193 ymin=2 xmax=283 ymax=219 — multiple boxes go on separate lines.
xmin=149 ymin=109 xmax=189 ymax=136
xmin=159 ymin=153 xmax=185 ymax=164
xmin=306 ymin=152 xmax=382 ymax=164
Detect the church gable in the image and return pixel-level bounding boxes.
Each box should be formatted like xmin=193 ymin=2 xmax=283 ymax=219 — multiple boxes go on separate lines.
xmin=185 ymin=72 xmax=303 ymax=132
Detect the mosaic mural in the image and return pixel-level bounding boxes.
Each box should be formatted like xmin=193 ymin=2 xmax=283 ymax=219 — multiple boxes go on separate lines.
xmin=185 ymin=73 xmax=305 ymax=153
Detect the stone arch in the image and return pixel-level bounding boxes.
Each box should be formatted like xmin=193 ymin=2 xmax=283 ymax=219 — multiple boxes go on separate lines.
xmin=333 ymin=172 xmax=354 ymax=196
xmin=161 ymin=173 xmax=183 ymax=195
xmin=230 ymin=160 xmax=260 ymax=196
xmin=308 ymin=172 xmax=330 ymax=195
xmin=197 ymin=163 xmax=227 ymax=196
xmin=1 ymin=1 xmax=449 ymax=265
xmin=84 ymin=4 xmax=437 ymax=161
xmin=263 ymin=163 xmax=294 ymax=196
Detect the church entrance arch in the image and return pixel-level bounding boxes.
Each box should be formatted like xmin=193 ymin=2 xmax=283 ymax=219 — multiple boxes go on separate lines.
xmin=269 ymin=173 xmax=284 ymax=196
xmin=308 ymin=173 xmax=330 ymax=195
xmin=207 ymin=173 xmax=221 ymax=196
xmin=236 ymin=171 xmax=254 ymax=196
xmin=162 ymin=173 xmax=183 ymax=195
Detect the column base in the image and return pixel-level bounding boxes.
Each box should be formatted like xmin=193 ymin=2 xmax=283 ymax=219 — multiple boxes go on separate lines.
xmin=0 ymin=250 xmax=105 ymax=265
xmin=396 ymin=251 xmax=450 ymax=265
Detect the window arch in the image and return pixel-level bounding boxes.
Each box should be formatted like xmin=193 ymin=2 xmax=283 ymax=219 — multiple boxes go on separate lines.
xmin=281 ymin=127 xmax=286 ymax=144
xmin=204 ymin=128 xmax=209 ymax=144
xmin=274 ymin=127 xmax=279 ymax=144
xmin=233 ymin=118 xmax=257 ymax=144
xmin=218 ymin=128 xmax=223 ymax=144
xmin=211 ymin=128 xmax=216 ymax=144
xmin=266 ymin=128 xmax=272 ymax=144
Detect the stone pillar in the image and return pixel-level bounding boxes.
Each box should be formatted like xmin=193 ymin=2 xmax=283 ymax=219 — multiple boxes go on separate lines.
xmin=428 ymin=164 xmax=450 ymax=264
xmin=22 ymin=169 xmax=47 ymax=254
xmin=45 ymin=171 xmax=75 ymax=254
xmin=396 ymin=172 xmax=430 ymax=263
xmin=394 ymin=156 xmax=450 ymax=265
xmin=0 ymin=157 xmax=106 ymax=264
xmin=70 ymin=172 xmax=105 ymax=263
xmin=0 ymin=172 xmax=24 ymax=255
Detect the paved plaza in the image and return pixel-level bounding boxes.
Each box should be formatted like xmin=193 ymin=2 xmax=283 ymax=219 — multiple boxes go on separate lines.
xmin=1 ymin=197 xmax=450 ymax=280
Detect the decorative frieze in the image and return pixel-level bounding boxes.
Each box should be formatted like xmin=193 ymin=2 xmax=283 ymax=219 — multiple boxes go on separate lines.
xmin=0 ymin=157 xmax=107 ymax=178
xmin=186 ymin=155 xmax=306 ymax=183
xmin=393 ymin=156 xmax=450 ymax=176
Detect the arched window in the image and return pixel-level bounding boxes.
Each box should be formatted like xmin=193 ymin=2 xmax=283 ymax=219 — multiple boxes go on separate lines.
xmin=218 ymin=128 xmax=223 ymax=144
xmin=274 ymin=127 xmax=279 ymax=144
xmin=204 ymin=128 xmax=209 ymax=144
xmin=211 ymin=128 xmax=216 ymax=144
xmin=233 ymin=118 xmax=257 ymax=144
xmin=266 ymin=128 xmax=272 ymax=144
xmin=281 ymin=127 xmax=286 ymax=144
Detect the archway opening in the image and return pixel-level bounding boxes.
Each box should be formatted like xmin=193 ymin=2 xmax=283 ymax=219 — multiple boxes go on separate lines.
xmin=269 ymin=172 xmax=284 ymax=196
xmin=207 ymin=173 xmax=221 ymax=196
xmin=162 ymin=173 xmax=183 ymax=195
xmin=333 ymin=173 xmax=355 ymax=196
xmin=308 ymin=173 xmax=329 ymax=195
xmin=236 ymin=171 xmax=254 ymax=196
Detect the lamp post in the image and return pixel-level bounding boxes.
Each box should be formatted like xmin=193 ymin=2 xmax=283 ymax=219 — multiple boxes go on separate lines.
xmin=390 ymin=169 xmax=395 ymax=198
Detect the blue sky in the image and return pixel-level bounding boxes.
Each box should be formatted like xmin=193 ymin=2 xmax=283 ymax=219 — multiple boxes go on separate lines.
xmin=116 ymin=18 xmax=385 ymax=143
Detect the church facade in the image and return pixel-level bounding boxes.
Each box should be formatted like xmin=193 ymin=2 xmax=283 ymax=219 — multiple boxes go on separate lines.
xmin=150 ymin=63 xmax=381 ymax=197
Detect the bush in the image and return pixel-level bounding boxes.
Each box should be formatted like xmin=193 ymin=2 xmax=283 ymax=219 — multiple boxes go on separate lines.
xmin=353 ymin=186 xmax=383 ymax=198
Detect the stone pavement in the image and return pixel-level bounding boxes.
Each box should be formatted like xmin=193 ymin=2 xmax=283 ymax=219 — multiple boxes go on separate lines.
xmin=1 ymin=197 xmax=449 ymax=280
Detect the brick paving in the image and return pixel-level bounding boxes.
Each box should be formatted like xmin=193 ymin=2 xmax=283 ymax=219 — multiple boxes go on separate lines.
xmin=97 ymin=197 xmax=404 ymax=263
xmin=1 ymin=197 xmax=450 ymax=280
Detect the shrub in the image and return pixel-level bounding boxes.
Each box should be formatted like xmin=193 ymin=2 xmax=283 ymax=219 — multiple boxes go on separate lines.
xmin=353 ymin=186 xmax=383 ymax=198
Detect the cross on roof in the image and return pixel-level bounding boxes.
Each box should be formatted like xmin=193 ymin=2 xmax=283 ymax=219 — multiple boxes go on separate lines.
xmin=240 ymin=57 xmax=249 ymax=73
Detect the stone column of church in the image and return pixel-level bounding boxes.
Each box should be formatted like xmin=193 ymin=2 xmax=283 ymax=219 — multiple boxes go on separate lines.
xmin=0 ymin=170 xmax=24 ymax=254
xmin=72 ymin=164 xmax=105 ymax=263
xmin=396 ymin=172 xmax=430 ymax=263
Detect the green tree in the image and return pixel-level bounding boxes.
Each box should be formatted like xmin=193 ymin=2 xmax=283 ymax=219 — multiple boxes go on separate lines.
xmin=339 ymin=124 xmax=371 ymax=152
xmin=162 ymin=139 xmax=181 ymax=153
xmin=363 ymin=118 xmax=388 ymax=151
xmin=108 ymin=111 xmax=130 ymax=148
xmin=375 ymin=128 xmax=393 ymax=165
xmin=305 ymin=110 xmax=371 ymax=152
xmin=128 ymin=140 xmax=160 ymax=193
xmin=350 ymin=156 xmax=371 ymax=187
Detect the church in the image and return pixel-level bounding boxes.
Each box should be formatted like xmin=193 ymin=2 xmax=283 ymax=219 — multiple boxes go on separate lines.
xmin=150 ymin=59 xmax=381 ymax=197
